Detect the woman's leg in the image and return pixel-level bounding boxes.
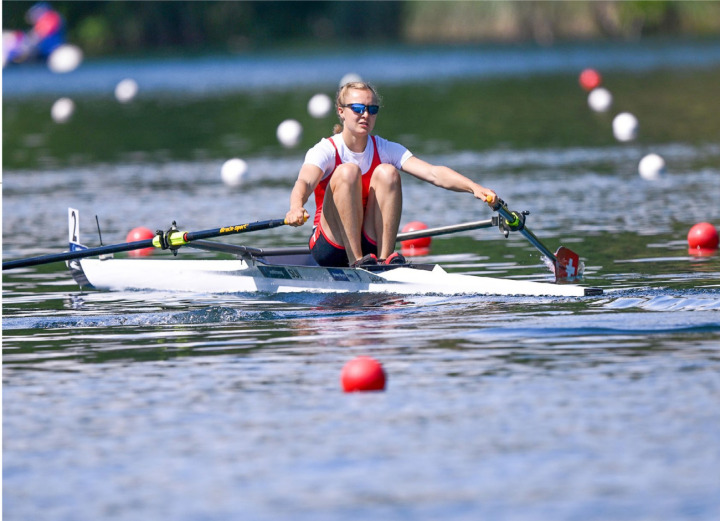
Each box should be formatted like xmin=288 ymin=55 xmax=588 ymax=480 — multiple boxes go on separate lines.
xmin=364 ymin=164 xmax=402 ymax=260
xmin=319 ymin=163 xmax=365 ymax=265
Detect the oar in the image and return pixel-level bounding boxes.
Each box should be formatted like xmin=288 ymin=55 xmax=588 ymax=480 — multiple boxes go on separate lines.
xmin=2 ymin=217 xmax=293 ymax=270
xmin=490 ymin=198 xmax=581 ymax=280
xmin=396 ymin=218 xmax=495 ymax=241
xmin=188 ymin=218 xmax=497 ymax=257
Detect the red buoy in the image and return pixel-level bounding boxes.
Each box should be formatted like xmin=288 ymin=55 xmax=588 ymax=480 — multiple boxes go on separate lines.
xmin=126 ymin=226 xmax=155 ymax=257
xmin=579 ymin=68 xmax=602 ymax=91
xmin=341 ymin=356 xmax=386 ymax=392
xmin=687 ymin=222 xmax=718 ymax=256
xmin=400 ymin=221 xmax=431 ymax=257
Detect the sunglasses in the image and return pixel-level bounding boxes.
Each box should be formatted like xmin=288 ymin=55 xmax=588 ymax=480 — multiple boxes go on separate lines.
xmin=341 ymin=103 xmax=380 ymax=115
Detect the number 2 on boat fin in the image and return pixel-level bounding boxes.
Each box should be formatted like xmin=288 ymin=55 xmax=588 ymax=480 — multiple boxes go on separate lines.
xmin=68 ymin=208 xmax=86 ymax=252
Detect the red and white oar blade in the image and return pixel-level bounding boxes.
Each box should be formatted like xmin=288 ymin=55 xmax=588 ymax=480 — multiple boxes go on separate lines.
xmin=554 ymin=246 xmax=581 ymax=280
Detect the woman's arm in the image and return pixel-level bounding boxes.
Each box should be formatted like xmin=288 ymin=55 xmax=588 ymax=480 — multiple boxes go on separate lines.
xmin=401 ymin=156 xmax=497 ymax=206
xmin=285 ymin=164 xmax=324 ymax=226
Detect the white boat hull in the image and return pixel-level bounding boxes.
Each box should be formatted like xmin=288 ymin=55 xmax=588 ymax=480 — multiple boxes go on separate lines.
xmin=69 ymin=257 xmax=602 ymax=297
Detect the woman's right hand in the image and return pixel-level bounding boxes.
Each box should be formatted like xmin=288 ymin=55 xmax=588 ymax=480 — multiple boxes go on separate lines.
xmin=285 ymin=208 xmax=309 ymax=227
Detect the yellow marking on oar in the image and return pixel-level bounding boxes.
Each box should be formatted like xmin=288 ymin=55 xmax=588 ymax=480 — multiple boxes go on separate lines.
xmin=219 ymin=224 xmax=249 ymax=234
xmin=152 ymin=230 xmax=188 ymax=249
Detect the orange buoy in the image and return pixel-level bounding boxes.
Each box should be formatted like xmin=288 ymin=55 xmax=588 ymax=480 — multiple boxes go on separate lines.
xmin=126 ymin=227 xmax=155 ymax=257
xmin=400 ymin=221 xmax=431 ymax=257
xmin=687 ymin=222 xmax=718 ymax=256
xmin=341 ymin=356 xmax=386 ymax=392
xmin=579 ymin=68 xmax=602 ymax=91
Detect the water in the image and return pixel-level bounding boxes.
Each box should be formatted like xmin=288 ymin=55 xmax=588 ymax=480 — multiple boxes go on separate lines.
xmin=5 ymin=40 xmax=720 ymax=99
xmin=3 ymin=43 xmax=720 ymax=521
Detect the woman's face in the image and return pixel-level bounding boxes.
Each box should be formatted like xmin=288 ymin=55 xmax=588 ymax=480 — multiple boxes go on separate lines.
xmin=339 ymin=88 xmax=377 ymax=136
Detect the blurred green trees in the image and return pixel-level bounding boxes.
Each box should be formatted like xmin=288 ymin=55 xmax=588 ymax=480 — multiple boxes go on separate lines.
xmin=3 ymin=1 xmax=719 ymax=57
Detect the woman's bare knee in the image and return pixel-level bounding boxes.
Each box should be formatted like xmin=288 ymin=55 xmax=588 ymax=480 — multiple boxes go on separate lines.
xmin=331 ymin=164 xmax=362 ymax=187
xmin=371 ymin=164 xmax=401 ymax=189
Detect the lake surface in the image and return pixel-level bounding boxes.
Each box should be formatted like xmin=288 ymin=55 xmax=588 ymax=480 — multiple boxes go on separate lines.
xmin=3 ymin=42 xmax=720 ymax=521
xmin=5 ymin=39 xmax=720 ymax=99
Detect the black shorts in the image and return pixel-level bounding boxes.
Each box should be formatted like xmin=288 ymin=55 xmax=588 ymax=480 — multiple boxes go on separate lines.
xmin=309 ymin=224 xmax=377 ymax=267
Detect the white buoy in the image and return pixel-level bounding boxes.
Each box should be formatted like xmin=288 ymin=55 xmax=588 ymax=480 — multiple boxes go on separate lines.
xmin=276 ymin=119 xmax=303 ymax=148
xmin=308 ymin=93 xmax=332 ymax=118
xmin=47 ymin=44 xmax=83 ymax=73
xmin=638 ymin=153 xmax=666 ymax=181
xmin=115 ymin=78 xmax=138 ymax=103
xmin=3 ymin=31 xmax=22 ymax=68
xmin=612 ymin=112 xmax=638 ymax=142
xmin=588 ymin=87 xmax=613 ymax=113
xmin=339 ymin=72 xmax=362 ymax=86
xmin=51 ymin=97 xmax=75 ymax=123
xmin=221 ymin=158 xmax=248 ymax=187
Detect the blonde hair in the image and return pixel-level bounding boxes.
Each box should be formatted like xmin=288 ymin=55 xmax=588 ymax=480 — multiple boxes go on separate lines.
xmin=332 ymin=81 xmax=381 ymax=135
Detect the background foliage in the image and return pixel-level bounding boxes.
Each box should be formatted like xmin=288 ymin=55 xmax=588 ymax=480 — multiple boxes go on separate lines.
xmin=4 ymin=1 xmax=720 ymax=57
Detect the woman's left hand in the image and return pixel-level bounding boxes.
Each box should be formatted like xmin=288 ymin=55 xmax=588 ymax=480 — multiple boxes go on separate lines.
xmin=474 ymin=186 xmax=497 ymax=207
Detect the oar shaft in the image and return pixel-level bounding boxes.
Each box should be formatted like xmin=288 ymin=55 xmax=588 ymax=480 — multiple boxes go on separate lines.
xmin=2 ymin=239 xmax=155 ymax=270
xmin=494 ymin=203 xmax=558 ymax=263
xmin=189 ymin=219 xmax=497 ymax=258
xmin=396 ymin=219 xmax=494 ymax=241
xmin=3 ymin=217 xmax=291 ymax=270
xmin=184 ymin=218 xmax=287 ymax=242
xmin=192 ymin=218 xmax=496 ymax=255
xmin=517 ymin=228 xmax=557 ymax=263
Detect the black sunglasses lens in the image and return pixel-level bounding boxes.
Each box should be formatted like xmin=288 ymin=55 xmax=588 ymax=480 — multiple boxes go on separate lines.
xmin=368 ymin=105 xmax=379 ymax=114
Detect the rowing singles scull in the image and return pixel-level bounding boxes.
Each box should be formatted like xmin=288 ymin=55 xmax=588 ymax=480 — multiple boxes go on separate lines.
xmin=3 ymin=206 xmax=603 ymax=298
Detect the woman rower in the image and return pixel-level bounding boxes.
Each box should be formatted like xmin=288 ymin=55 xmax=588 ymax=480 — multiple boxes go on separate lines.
xmin=285 ymin=81 xmax=497 ymax=268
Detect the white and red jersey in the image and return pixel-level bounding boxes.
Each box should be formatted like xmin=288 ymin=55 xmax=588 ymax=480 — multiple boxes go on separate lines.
xmin=303 ymin=134 xmax=413 ymax=226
